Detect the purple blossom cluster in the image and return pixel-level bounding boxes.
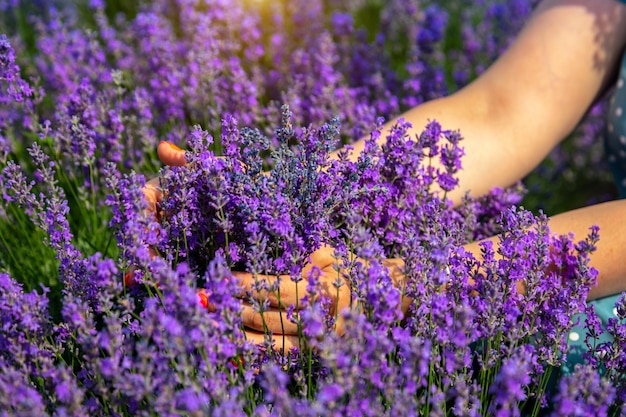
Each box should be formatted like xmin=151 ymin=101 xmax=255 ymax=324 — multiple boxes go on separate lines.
xmin=0 ymin=0 xmax=623 ymax=415
xmin=143 ymin=108 xmax=617 ymax=415
xmin=157 ymin=106 xmax=345 ymax=276
xmin=2 ymin=108 xmax=624 ymax=415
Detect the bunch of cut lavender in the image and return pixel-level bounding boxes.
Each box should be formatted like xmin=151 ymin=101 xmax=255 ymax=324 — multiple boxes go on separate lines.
xmin=158 ymin=105 xmax=348 ymax=277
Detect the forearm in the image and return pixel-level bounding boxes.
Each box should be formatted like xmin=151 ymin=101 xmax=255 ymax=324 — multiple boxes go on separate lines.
xmin=332 ymin=0 xmax=626 ymax=207
xmin=331 ymin=90 xmax=522 ymax=207
xmin=464 ymin=200 xmax=626 ymax=301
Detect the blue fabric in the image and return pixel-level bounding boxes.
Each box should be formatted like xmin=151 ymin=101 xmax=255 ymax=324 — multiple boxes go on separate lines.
xmin=562 ymin=294 xmax=622 ymax=374
xmin=562 ymin=43 xmax=626 ymax=373
xmin=605 ymin=51 xmax=626 ymax=198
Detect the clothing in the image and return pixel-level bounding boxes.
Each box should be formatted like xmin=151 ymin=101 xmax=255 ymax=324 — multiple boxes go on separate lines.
xmin=606 ymin=39 xmax=626 ymax=198
xmin=561 ymin=27 xmax=626 ymax=373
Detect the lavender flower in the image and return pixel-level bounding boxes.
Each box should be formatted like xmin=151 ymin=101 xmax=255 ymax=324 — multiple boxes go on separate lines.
xmin=487 ymin=346 xmax=534 ymax=417
xmin=550 ymin=364 xmax=615 ymax=417
xmin=0 ymin=1 xmax=617 ymax=415
xmin=0 ymin=33 xmax=36 ymax=130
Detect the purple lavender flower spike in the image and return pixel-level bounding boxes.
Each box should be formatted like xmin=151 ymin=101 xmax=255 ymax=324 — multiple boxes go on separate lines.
xmin=550 ymin=364 xmax=615 ymax=417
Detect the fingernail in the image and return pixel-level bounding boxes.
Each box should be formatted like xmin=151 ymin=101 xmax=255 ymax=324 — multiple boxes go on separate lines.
xmin=167 ymin=142 xmax=182 ymax=151
xmin=124 ymin=271 xmax=134 ymax=287
xmin=229 ymin=355 xmax=245 ymax=368
xmin=197 ymin=289 xmax=209 ymax=309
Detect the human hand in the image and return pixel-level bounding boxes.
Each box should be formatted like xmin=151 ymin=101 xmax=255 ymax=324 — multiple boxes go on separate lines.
xmin=233 ymin=246 xmax=408 ymax=351
xmin=232 ymin=244 xmax=353 ymax=351
xmin=140 ymin=145 xmax=408 ymax=352
xmin=142 ymin=141 xmax=187 ymax=223
xmin=124 ymin=142 xmax=187 ymax=286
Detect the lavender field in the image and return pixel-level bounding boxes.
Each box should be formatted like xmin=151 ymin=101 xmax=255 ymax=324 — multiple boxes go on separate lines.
xmin=0 ymin=0 xmax=624 ymax=416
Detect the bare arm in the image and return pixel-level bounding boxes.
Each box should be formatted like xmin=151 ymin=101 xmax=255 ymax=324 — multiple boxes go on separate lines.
xmin=338 ymin=0 xmax=626 ymax=206
xmin=340 ymin=0 xmax=626 ymax=305
xmin=543 ymin=200 xmax=626 ymax=300
xmin=464 ymin=199 xmax=626 ymax=301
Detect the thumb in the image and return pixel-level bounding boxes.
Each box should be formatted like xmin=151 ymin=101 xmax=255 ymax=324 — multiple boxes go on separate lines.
xmin=157 ymin=141 xmax=187 ymax=167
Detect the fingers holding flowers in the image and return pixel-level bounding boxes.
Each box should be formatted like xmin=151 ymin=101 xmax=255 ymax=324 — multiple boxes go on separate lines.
xmin=124 ymin=142 xmax=187 ymax=286
xmin=140 ymin=143 xmax=364 ymax=351
xmin=232 ymin=244 xmax=355 ymax=338
xmin=157 ymin=140 xmax=187 ymax=167
xmin=142 ymin=141 xmax=187 ymax=223
xmin=243 ymin=329 xmax=301 ymax=352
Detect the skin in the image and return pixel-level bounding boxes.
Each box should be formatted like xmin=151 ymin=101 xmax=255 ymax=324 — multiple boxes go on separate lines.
xmin=149 ymin=0 xmax=626 ymax=351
